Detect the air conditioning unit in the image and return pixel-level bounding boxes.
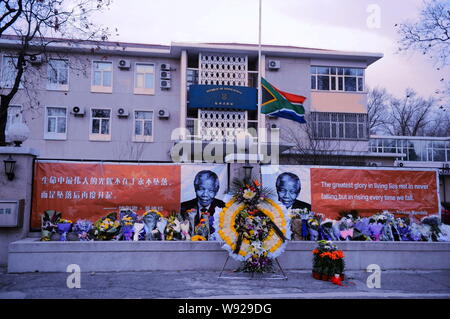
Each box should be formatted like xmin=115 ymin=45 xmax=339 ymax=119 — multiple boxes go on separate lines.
xmin=160 ymin=63 xmax=171 ymax=71
xmin=160 ymin=71 xmax=171 ymax=79
xmin=71 ymin=106 xmax=85 ymax=116
xmin=158 ymin=108 xmax=170 ymax=119
xmin=118 ymin=59 xmax=131 ymax=69
xmin=116 ymin=108 xmax=129 ymax=117
xmin=160 ymin=79 xmax=171 ymax=89
xmin=29 ymin=54 xmax=43 ymax=65
xmin=268 ymin=60 xmax=280 ymax=70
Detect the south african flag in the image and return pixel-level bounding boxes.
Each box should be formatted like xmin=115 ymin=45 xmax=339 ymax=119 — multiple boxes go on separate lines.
xmin=261 ymin=77 xmax=306 ymax=123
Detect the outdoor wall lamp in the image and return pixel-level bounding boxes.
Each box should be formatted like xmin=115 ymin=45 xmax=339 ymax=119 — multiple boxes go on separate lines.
xmin=3 ymin=155 xmax=16 ymax=181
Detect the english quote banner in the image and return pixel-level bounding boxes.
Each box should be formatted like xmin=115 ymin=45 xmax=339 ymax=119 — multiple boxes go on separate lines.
xmin=262 ymin=165 xmax=439 ymax=219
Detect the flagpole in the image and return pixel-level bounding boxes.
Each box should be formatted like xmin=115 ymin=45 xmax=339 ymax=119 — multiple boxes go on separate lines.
xmin=257 ymin=0 xmax=262 ymax=162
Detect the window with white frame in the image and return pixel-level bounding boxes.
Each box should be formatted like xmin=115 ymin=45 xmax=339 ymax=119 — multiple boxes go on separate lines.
xmin=310 ymin=66 xmax=364 ymax=92
xmin=91 ymin=61 xmax=112 ymax=93
xmin=133 ymin=110 xmax=153 ymax=142
xmin=311 ymin=112 xmax=368 ymax=140
xmin=47 ymin=59 xmax=69 ymax=90
xmin=1 ymin=56 xmax=23 ymax=89
xmin=5 ymin=105 xmax=22 ymax=142
xmin=134 ymin=63 xmax=155 ymax=94
xmin=45 ymin=107 xmax=67 ymax=140
xmin=90 ymin=108 xmax=111 ymax=141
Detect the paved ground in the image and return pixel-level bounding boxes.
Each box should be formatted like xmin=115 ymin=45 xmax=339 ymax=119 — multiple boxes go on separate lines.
xmin=0 ymin=267 xmax=449 ymax=299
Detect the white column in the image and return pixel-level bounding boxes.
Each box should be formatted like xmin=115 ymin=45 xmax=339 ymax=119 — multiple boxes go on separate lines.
xmin=179 ymin=50 xmax=187 ymax=139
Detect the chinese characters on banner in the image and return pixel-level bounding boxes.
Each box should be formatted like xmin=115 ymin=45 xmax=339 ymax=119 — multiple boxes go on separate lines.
xmin=31 ymin=161 xmax=181 ymax=228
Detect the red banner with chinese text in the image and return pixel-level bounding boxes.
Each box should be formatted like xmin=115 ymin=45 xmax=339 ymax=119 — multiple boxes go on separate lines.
xmin=31 ymin=161 xmax=180 ymax=229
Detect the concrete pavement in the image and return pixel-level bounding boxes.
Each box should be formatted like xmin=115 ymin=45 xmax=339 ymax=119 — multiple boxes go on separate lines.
xmin=0 ymin=267 xmax=449 ymax=299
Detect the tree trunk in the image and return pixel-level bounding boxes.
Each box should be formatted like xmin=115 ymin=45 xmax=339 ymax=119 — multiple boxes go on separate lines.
xmin=0 ymin=95 xmax=10 ymax=146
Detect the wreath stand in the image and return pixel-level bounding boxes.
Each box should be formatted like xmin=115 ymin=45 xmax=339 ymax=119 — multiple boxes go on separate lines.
xmin=217 ymin=255 xmax=288 ymax=280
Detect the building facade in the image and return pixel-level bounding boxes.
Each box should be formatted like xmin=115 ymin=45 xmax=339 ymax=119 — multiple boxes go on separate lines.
xmin=1 ymin=38 xmax=384 ymax=164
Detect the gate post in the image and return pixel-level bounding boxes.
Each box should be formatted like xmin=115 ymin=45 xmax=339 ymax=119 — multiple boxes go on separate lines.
xmin=0 ymin=147 xmax=39 ymax=266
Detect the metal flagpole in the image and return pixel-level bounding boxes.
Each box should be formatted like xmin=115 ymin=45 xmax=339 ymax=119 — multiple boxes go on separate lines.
xmin=257 ymin=0 xmax=262 ymax=160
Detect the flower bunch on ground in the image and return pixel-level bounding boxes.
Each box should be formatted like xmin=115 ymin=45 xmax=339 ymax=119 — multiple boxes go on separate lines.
xmin=312 ymin=240 xmax=345 ymax=280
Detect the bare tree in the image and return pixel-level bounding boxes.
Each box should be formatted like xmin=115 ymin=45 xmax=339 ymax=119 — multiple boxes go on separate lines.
xmin=0 ymin=0 xmax=112 ymax=146
xmin=384 ymin=89 xmax=437 ymax=136
xmin=397 ymin=0 xmax=450 ymax=66
xmin=425 ymin=108 xmax=450 ymax=136
xmin=281 ymin=115 xmax=361 ymax=166
xmin=0 ymin=0 xmax=23 ymax=36
xmin=367 ymin=86 xmax=390 ymax=134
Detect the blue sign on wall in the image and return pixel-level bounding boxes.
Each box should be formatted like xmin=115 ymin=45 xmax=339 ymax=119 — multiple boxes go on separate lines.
xmin=188 ymin=85 xmax=257 ymax=110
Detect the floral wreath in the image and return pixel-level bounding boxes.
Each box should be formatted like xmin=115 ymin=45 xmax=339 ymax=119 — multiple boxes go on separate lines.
xmin=214 ymin=178 xmax=291 ymax=263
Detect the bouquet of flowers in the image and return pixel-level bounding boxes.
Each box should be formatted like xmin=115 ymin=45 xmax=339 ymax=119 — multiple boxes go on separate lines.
xmin=319 ymin=219 xmax=339 ymax=241
xmin=165 ymin=214 xmax=182 ymax=241
xmin=143 ymin=209 xmax=163 ymax=240
xmin=312 ymin=240 xmax=345 ymax=281
xmin=194 ymin=217 xmax=210 ymax=240
xmin=93 ymin=213 xmax=121 ymax=241
xmin=120 ymin=215 xmax=135 ymax=241
xmin=73 ymin=220 xmax=93 ymax=241
xmin=421 ymin=215 xmax=444 ymax=242
xmin=353 ymin=217 xmax=372 ymax=241
xmin=57 ymin=218 xmax=73 ymax=241
xmin=396 ymin=218 xmax=412 ymax=241
xmin=289 ymin=208 xmax=311 ymax=240
xmin=238 ymin=241 xmax=273 ymax=273
xmin=308 ymin=215 xmax=321 ymax=241
xmin=40 ymin=210 xmax=62 ymax=241
xmin=338 ymin=216 xmax=354 ymax=241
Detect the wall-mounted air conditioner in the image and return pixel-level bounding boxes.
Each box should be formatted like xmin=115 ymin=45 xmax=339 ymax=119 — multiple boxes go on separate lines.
xmin=158 ymin=108 xmax=170 ymax=119
xmin=160 ymin=79 xmax=171 ymax=89
xmin=29 ymin=54 xmax=43 ymax=65
xmin=71 ymin=106 xmax=85 ymax=116
xmin=118 ymin=59 xmax=131 ymax=69
xmin=116 ymin=108 xmax=129 ymax=117
xmin=160 ymin=63 xmax=171 ymax=71
xmin=268 ymin=60 xmax=280 ymax=70
xmin=160 ymin=71 xmax=171 ymax=79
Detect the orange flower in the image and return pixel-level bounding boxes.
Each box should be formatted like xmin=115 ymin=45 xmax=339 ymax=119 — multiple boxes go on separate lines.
xmin=312 ymin=249 xmax=320 ymax=255
xmin=320 ymin=252 xmax=333 ymax=258
xmin=254 ymin=180 xmax=260 ymax=187
xmin=334 ymin=250 xmax=345 ymax=259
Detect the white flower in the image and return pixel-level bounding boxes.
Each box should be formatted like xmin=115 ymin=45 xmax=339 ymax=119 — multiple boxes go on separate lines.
xmin=243 ymin=189 xmax=256 ymax=200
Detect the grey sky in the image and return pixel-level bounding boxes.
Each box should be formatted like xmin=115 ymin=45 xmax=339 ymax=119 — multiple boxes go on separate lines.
xmin=96 ymin=0 xmax=448 ymax=99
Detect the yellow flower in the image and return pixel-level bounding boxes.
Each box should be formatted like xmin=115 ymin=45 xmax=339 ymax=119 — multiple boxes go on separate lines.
xmin=191 ymin=235 xmax=206 ymax=241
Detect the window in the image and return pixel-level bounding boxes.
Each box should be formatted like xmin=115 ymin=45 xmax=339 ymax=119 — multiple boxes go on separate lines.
xmin=91 ymin=61 xmax=112 ymax=93
xmin=1 ymin=56 xmax=23 ymax=89
xmin=312 ymin=112 xmax=368 ymax=140
xmin=47 ymin=59 xmax=69 ymax=90
xmin=370 ymin=138 xmax=450 ymax=162
xmin=5 ymin=105 xmax=22 ymax=143
xmin=310 ymin=66 xmax=364 ymax=92
xmin=134 ymin=63 xmax=155 ymax=94
xmin=45 ymin=107 xmax=67 ymax=140
xmin=90 ymin=108 xmax=111 ymax=141
xmin=133 ymin=110 xmax=153 ymax=142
